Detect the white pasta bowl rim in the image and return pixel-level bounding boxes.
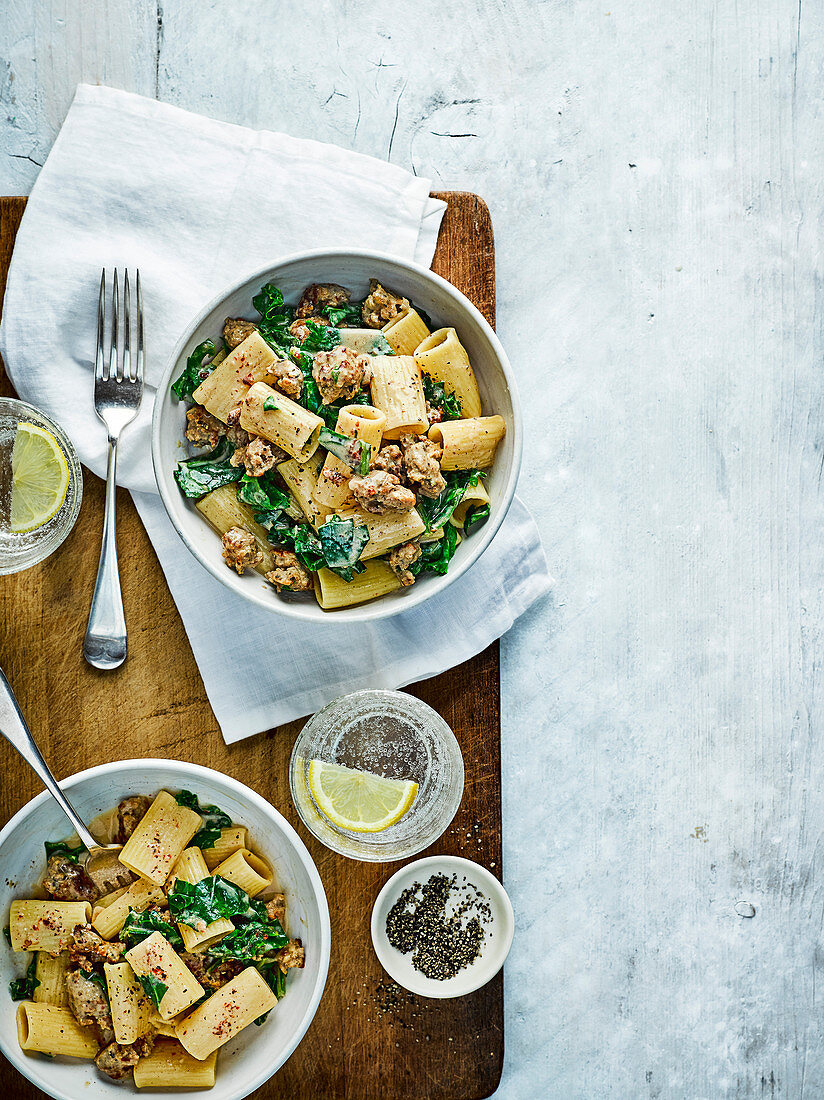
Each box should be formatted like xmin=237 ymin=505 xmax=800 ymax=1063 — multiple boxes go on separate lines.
xmin=150 ymin=247 xmax=523 ymax=622
xmin=0 ymin=758 xmax=331 ymax=1100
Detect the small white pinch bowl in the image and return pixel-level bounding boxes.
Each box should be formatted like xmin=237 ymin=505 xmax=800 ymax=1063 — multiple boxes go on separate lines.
xmin=151 ymin=249 xmax=522 ymax=623
xmin=0 ymin=759 xmax=330 ymax=1100
xmin=370 ymin=855 xmax=514 ymax=999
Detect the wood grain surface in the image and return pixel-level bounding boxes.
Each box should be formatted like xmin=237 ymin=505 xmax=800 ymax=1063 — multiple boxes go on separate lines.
xmin=0 ymin=191 xmax=503 ymax=1099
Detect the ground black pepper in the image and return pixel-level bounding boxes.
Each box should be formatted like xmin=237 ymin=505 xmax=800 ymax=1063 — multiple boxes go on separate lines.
xmin=385 ymin=872 xmax=492 ymax=980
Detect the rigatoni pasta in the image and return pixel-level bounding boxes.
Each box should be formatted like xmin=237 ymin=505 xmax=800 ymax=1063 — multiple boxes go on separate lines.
xmin=369 ymin=355 xmax=428 ymax=438
xmin=211 ymin=849 xmax=272 ymax=898
xmin=133 ymin=1040 xmax=218 ymax=1088
xmin=175 ymin=967 xmax=278 ymax=1060
xmin=10 ymin=900 xmax=92 ymax=953
xmin=16 ymin=1001 xmax=99 ymax=1058
xmin=414 ymin=327 xmax=482 ymax=418
xmin=104 ymin=962 xmax=153 ymax=1045
xmin=428 ymin=415 xmax=506 ymax=471
xmin=33 ymin=952 xmax=70 ymax=1007
xmin=118 ymin=791 xmax=202 ymax=886
xmin=171 ymin=275 xmax=505 ymax=610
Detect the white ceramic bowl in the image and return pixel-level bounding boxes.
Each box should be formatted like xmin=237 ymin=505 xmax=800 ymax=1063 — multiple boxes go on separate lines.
xmin=151 ymin=249 xmax=522 ymax=622
xmin=0 ymin=759 xmax=330 ymax=1100
xmin=370 ymin=855 xmax=514 ymax=999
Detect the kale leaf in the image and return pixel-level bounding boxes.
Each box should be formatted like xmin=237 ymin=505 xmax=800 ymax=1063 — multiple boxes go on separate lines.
xmin=168 ymin=875 xmax=251 ymax=928
xmin=237 ymin=474 xmax=291 ymax=514
xmin=416 ymin=470 xmax=485 ymax=530
xmin=9 ymin=956 xmax=39 ymax=1001
xmin=205 ymin=917 xmax=288 ymax=963
xmin=172 ymin=339 xmax=218 ymax=400
xmin=302 ymin=323 xmax=341 ymax=353
xmin=119 ymin=908 xmax=184 ymax=950
xmin=323 ymin=301 xmax=363 ymax=327
xmin=174 ymin=436 xmax=241 ymax=499
xmin=319 ymin=427 xmax=370 ymax=473
xmin=252 ymin=284 xmax=295 ymax=352
xmin=463 ymin=503 xmax=490 ymax=535
xmin=137 ymin=974 xmax=167 ymax=1010
xmin=255 ymin=513 xmax=325 ymax=572
xmin=422 ymin=373 xmax=462 ymax=420
xmin=44 ymin=839 xmax=86 ymax=864
xmin=174 ymin=791 xmax=233 ymax=851
xmin=411 ymin=524 xmax=459 ymax=577
xmin=318 ymin=518 xmax=370 ymax=581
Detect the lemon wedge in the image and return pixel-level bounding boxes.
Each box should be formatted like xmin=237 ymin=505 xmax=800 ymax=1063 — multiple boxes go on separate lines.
xmin=10 ymin=422 xmax=70 ymax=533
xmin=307 ymin=760 xmax=418 ymax=833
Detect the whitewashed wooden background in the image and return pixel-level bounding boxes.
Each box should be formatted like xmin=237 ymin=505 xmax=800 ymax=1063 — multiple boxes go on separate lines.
xmin=2 ymin=1 xmax=823 ymax=1097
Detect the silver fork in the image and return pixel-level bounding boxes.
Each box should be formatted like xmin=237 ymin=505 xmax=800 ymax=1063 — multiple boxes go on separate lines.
xmin=83 ymin=268 xmax=144 ymax=670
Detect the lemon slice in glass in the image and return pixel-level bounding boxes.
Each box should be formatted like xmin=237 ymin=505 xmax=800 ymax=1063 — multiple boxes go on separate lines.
xmin=307 ymin=760 xmax=418 ymax=833
xmin=10 ymin=422 xmax=70 ymax=533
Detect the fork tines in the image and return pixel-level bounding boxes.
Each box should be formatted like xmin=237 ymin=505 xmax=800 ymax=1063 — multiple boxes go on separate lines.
xmin=96 ymin=268 xmax=144 ymax=384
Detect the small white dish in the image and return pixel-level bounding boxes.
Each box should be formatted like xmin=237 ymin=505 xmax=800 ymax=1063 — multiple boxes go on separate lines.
xmin=0 ymin=759 xmax=331 ymax=1100
xmin=370 ymin=855 xmax=513 ymax=999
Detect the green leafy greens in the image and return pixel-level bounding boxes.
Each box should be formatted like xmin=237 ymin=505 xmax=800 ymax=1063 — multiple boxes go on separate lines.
xmin=137 ymin=974 xmax=168 ymax=1009
xmin=168 ymin=875 xmax=251 ymax=928
xmin=44 ymin=839 xmax=86 ymax=863
xmin=318 ymin=517 xmax=369 ymax=581
xmin=323 ymin=301 xmax=363 ymax=327
xmin=463 ymin=503 xmax=490 ymax=535
xmin=119 ymin=908 xmax=184 ymax=950
xmin=174 ymin=791 xmax=233 ymax=851
xmin=236 ymin=474 xmax=290 ymax=515
xmin=173 ymin=437 xmax=241 ymax=499
xmin=205 ymin=916 xmax=288 ymax=963
xmin=9 ymin=956 xmax=39 ymax=1001
xmin=422 ymin=373 xmax=462 ymax=420
xmin=412 ymin=524 xmax=459 ymax=577
xmin=416 ymin=470 xmax=486 ymax=530
xmin=172 ymin=339 xmax=218 ymax=400
xmin=318 ymin=426 xmax=371 ymax=474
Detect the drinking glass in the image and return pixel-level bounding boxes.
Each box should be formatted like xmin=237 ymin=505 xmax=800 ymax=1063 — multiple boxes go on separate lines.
xmin=290 ymin=690 xmax=464 ymax=862
xmin=0 ymin=397 xmax=83 ymax=575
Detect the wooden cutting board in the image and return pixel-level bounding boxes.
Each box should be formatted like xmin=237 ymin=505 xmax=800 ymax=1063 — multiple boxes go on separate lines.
xmin=0 ymin=192 xmax=503 ymax=1100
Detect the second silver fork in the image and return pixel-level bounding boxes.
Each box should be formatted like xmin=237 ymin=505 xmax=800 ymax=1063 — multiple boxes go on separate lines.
xmin=83 ymin=268 xmax=144 ymax=671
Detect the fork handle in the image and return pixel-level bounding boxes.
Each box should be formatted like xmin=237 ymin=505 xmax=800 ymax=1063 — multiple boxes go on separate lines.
xmin=83 ymin=436 xmax=127 ymax=669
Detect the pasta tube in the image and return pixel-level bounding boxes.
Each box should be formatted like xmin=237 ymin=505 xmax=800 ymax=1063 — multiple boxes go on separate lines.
xmin=315 ymin=560 xmax=403 ymax=610
xmin=277 ymin=452 xmax=330 ymax=529
xmin=192 ymin=331 xmax=279 ymax=423
xmin=33 ymin=952 xmax=70 ymax=1007
xmin=134 ymin=1039 xmax=218 ymax=1088
xmin=313 ymin=405 xmax=387 ymax=512
xmin=336 ymin=506 xmax=425 ymax=560
xmin=171 ymin=847 xmax=234 ymax=952
xmin=382 ymin=307 xmax=430 ymax=355
xmin=16 ymin=1002 xmax=99 ymax=1058
xmin=428 ymin=416 xmax=506 ymax=471
xmin=240 ymin=381 xmax=323 ymax=461
xmin=450 ymin=477 xmax=490 ymax=527
xmin=195 ymin=485 xmax=277 ymax=574
xmin=176 ymin=967 xmax=277 ymax=1060
xmin=118 ymin=791 xmax=202 ymax=886
xmin=125 ymin=932 xmax=205 ymax=1021
xmin=92 ymin=878 xmax=167 ymax=940
xmin=104 ymin=962 xmax=153 ymax=1045
xmin=212 ymin=849 xmax=272 ymax=898
xmin=10 ymin=900 xmax=91 ymax=953
xmin=369 ymin=355 xmax=428 ymax=438
xmin=414 ymin=328 xmax=482 ymax=418
xmin=202 ymin=826 xmax=249 ymax=871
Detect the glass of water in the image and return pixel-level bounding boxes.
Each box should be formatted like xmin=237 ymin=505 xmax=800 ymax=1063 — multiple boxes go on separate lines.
xmin=0 ymin=397 xmax=83 ymax=575
xmin=290 ymin=690 xmax=465 ymax=862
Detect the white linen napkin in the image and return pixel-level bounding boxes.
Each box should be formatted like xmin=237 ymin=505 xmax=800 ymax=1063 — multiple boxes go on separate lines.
xmin=0 ymin=84 xmax=552 ymax=741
